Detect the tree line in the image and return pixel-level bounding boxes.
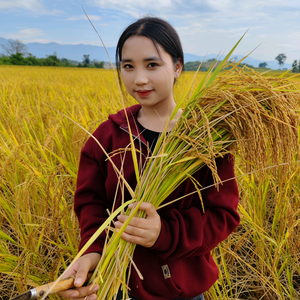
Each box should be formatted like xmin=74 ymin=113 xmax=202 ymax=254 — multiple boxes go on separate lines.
xmin=1 ymin=40 xmax=299 ymax=73
xmin=0 ymin=39 xmax=105 ymax=68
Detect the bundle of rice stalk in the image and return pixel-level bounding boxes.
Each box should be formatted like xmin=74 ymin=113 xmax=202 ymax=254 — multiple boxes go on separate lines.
xmin=42 ymin=42 xmax=300 ymax=300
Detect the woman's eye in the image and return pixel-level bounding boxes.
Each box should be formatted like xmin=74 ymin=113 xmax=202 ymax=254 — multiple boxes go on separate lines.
xmin=123 ymin=64 xmax=133 ymax=69
xmin=148 ymin=62 xmax=158 ymax=68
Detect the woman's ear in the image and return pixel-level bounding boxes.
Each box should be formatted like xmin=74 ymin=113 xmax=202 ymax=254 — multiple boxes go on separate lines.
xmin=174 ymin=58 xmax=183 ymax=78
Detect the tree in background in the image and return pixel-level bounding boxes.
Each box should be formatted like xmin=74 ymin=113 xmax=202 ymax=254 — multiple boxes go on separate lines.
xmin=77 ymin=56 xmax=105 ymax=68
xmin=61 ymin=58 xmax=72 ymax=67
xmin=258 ymin=62 xmax=268 ymax=68
xmin=275 ymin=53 xmax=287 ymax=67
xmin=292 ymin=60 xmax=298 ymax=73
xmin=184 ymin=61 xmax=209 ymax=71
xmin=25 ymin=55 xmax=41 ymax=66
xmin=0 ymin=54 xmax=10 ymax=65
xmin=78 ymin=55 xmax=91 ymax=68
xmin=42 ymin=53 xmax=62 ymax=66
xmin=1 ymin=39 xmax=28 ymax=56
xmin=83 ymin=54 xmax=90 ymax=66
xmin=94 ymin=60 xmax=104 ymax=68
xmin=9 ymin=53 xmax=26 ymax=65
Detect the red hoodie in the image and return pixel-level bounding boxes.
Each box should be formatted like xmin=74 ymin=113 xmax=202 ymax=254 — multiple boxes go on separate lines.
xmin=74 ymin=104 xmax=240 ymax=300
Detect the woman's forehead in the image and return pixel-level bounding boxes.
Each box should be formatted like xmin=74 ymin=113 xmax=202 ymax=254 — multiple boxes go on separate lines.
xmin=121 ymin=36 xmax=167 ymax=60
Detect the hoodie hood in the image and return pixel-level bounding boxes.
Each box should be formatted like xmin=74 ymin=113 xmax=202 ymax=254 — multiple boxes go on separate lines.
xmin=108 ymin=104 xmax=147 ymax=146
xmin=109 ymin=104 xmax=141 ymax=127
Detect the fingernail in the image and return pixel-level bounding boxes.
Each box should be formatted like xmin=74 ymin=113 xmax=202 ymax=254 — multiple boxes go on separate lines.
xmin=71 ymin=291 xmax=79 ymax=297
xmin=92 ymin=285 xmax=99 ymax=292
xmin=74 ymin=277 xmax=83 ymax=286
xmin=89 ymin=295 xmax=97 ymax=300
xmin=115 ymin=221 xmax=120 ymax=226
xmin=117 ymin=215 xmax=121 ymax=220
xmin=128 ymin=204 xmax=133 ymax=209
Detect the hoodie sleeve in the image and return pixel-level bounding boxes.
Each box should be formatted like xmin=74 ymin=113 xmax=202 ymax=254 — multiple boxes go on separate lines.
xmin=150 ymin=156 xmax=240 ymax=259
xmin=74 ymin=135 xmax=110 ymax=255
xmin=73 ymin=106 xmax=143 ymax=256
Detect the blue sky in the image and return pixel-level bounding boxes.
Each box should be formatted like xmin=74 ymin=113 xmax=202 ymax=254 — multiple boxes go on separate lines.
xmin=1 ymin=0 xmax=300 ymax=63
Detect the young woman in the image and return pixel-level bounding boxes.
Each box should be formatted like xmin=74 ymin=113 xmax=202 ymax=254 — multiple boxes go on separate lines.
xmin=59 ymin=17 xmax=240 ymax=300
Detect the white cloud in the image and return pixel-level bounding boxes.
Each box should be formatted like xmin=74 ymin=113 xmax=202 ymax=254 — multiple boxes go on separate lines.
xmin=278 ymin=44 xmax=296 ymax=48
xmin=0 ymin=0 xmax=62 ymax=15
xmin=88 ymin=0 xmax=173 ymax=17
xmin=211 ymin=27 xmax=252 ymax=36
xmin=22 ymin=38 xmax=62 ymax=44
xmin=1 ymin=28 xmax=44 ymax=40
xmin=89 ymin=0 xmax=172 ymax=10
xmin=68 ymin=15 xmax=101 ymax=21
xmin=0 ymin=0 xmax=43 ymax=11
xmin=288 ymin=32 xmax=300 ymax=38
xmin=87 ymin=0 xmax=300 ymax=16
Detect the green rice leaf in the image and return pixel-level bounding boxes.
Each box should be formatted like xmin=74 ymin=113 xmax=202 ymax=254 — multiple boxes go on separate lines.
xmin=0 ymin=230 xmax=17 ymax=244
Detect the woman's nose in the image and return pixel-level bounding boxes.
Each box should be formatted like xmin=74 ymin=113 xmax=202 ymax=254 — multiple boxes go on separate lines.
xmin=134 ymin=69 xmax=149 ymax=85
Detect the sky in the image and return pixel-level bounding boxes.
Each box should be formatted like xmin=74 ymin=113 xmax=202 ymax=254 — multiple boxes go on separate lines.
xmin=0 ymin=0 xmax=300 ymax=64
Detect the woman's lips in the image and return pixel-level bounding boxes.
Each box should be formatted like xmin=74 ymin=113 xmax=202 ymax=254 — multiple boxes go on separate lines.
xmin=136 ymin=90 xmax=153 ymax=97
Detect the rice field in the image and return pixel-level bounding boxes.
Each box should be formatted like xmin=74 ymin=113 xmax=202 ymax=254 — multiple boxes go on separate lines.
xmin=0 ymin=65 xmax=300 ymax=300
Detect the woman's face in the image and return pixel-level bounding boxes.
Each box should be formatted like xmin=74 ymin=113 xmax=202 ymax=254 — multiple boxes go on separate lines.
xmin=120 ymin=35 xmax=182 ymax=110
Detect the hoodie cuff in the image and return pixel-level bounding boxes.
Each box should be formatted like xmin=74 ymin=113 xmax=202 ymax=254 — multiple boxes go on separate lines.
xmin=79 ymin=237 xmax=104 ymax=256
xmin=149 ymin=218 xmax=171 ymax=253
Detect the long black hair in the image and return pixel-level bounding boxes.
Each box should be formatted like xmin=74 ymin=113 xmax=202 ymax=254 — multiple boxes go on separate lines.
xmin=116 ymin=16 xmax=184 ymax=85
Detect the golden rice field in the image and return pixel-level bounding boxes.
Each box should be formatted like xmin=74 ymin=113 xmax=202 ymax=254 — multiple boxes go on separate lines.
xmin=0 ymin=65 xmax=300 ymax=300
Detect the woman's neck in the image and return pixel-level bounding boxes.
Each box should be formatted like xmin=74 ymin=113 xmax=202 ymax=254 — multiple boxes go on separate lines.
xmin=137 ymin=102 xmax=181 ymax=132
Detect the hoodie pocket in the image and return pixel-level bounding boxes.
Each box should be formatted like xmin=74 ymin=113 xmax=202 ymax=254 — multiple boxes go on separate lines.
xmin=159 ymin=258 xmax=182 ymax=297
xmin=130 ymin=248 xmax=182 ymax=299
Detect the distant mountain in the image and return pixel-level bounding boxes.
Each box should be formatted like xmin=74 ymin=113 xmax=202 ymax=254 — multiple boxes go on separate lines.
xmin=26 ymin=42 xmax=116 ymax=63
xmin=184 ymin=53 xmax=217 ymax=63
xmin=0 ymin=37 xmax=115 ymax=62
xmin=0 ymin=37 xmax=10 ymax=45
xmin=0 ymin=37 xmax=292 ymax=69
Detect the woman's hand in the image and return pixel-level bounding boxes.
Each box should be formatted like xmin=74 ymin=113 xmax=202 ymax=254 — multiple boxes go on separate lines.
xmin=58 ymin=252 xmax=101 ymax=300
xmin=115 ymin=202 xmax=161 ymax=248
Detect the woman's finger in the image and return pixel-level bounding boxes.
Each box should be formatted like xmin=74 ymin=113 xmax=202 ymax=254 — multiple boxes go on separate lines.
xmin=119 ymin=230 xmax=146 ymax=245
xmin=58 ymin=253 xmax=101 ymax=298
xmin=117 ymin=223 xmax=146 ymax=237
xmin=116 ymin=215 xmax=148 ymax=229
xmin=70 ymin=295 xmax=97 ymax=300
xmin=136 ymin=202 xmax=158 ymax=218
xmin=59 ymin=283 xmax=99 ymax=299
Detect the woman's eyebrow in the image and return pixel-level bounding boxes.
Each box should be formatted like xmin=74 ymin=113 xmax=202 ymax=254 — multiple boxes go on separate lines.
xmin=144 ymin=56 xmax=162 ymax=62
xmin=121 ymin=56 xmax=162 ymax=63
xmin=121 ymin=58 xmax=132 ymax=63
